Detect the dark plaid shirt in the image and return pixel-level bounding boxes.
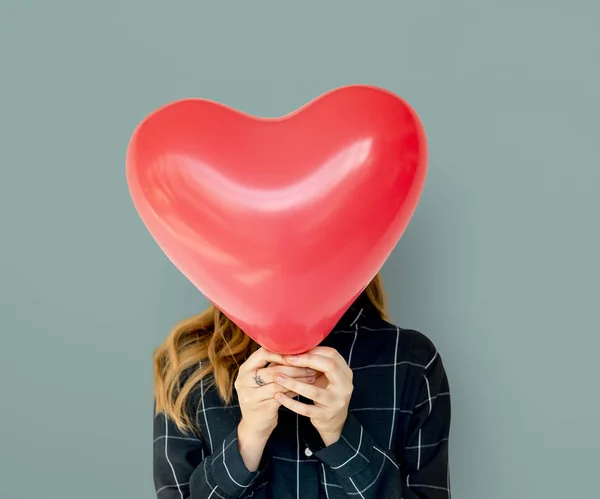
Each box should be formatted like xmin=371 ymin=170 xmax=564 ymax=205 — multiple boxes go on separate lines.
xmin=153 ymin=296 xmax=451 ymax=498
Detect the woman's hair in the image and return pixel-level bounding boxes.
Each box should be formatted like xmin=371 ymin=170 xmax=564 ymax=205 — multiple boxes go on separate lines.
xmin=153 ymin=273 xmax=388 ymax=434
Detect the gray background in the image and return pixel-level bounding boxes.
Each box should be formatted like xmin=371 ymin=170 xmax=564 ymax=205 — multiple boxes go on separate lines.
xmin=1 ymin=1 xmax=598 ymax=498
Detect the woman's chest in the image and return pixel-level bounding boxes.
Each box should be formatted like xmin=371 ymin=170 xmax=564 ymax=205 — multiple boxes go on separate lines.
xmin=198 ymin=365 xmax=411 ymax=461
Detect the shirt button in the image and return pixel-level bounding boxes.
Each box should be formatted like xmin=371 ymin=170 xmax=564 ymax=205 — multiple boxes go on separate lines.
xmin=304 ymin=447 xmax=313 ymax=457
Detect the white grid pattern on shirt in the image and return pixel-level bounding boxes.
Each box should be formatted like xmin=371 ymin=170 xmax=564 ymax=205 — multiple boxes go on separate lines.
xmin=415 ymin=392 xmax=450 ymax=409
xmin=339 ymin=434 xmax=369 ymax=462
xmin=325 ymin=322 xmax=408 ymax=497
xmin=350 ymin=407 xmax=413 ymax=413
xmin=274 ymin=455 xmax=318 ymax=463
xmin=156 ymin=482 xmax=189 ymax=496
xmin=155 ymin=426 xmax=448 ymax=497
xmin=296 ymin=411 xmax=300 ymax=499
xmin=164 ymin=417 xmax=184 ymax=499
xmin=348 ymin=321 xmax=359 ymax=367
xmin=348 ymin=308 xmax=363 ymax=328
xmin=321 ymin=463 xmax=331 ymax=499
xmin=222 ymin=439 xmax=251 ymax=489
xmin=348 ymin=457 xmax=387 ymax=496
xmin=199 ymin=360 xmax=214 ymax=453
xmin=157 ymin=388 xmax=448 ymax=496
xmin=351 ymin=360 xmax=427 ymax=371
xmin=347 ymin=347 xmax=449 ymax=498
xmin=159 ymin=420 xmax=247 ymax=498
xmin=154 ymin=435 xmax=199 ymax=444
xmin=373 ymin=446 xmax=399 ymax=470
xmin=203 ymin=459 xmax=226 ymax=499
xmin=406 ymin=437 xmax=449 ymax=451
xmin=207 ymin=485 xmax=221 ymax=499
xmin=388 ymin=327 xmax=400 ymax=448
xmin=154 ymin=312 xmax=451 ymax=498
xmin=417 ymin=430 xmax=422 ymax=470
xmin=330 ymin=427 xmax=367 ymax=469
xmin=416 ymin=352 xmax=434 ymax=474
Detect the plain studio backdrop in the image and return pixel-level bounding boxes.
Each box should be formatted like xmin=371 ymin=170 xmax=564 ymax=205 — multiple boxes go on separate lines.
xmin=0 ymin=1 xmax=598 ymax=498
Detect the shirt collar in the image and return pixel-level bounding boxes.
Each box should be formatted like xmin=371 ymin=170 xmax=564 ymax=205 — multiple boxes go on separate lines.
xmin=334 ymin=291 xmax=376 ymax=331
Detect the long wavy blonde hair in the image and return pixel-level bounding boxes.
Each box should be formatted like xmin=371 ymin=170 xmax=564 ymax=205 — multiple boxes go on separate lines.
xmin=154 ymin=273 xmax=388 ymax=434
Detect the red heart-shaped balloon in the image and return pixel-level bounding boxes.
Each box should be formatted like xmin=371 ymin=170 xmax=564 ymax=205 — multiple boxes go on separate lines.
xmin=126 ymin=85 xmax=427 ymax=354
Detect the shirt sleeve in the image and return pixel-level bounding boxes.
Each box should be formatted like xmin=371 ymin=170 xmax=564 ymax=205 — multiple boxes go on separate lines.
xmin=153 ymin=411 xmax=267 ymax=499
xmin=314 ymin=351 xmax=451 ymax=498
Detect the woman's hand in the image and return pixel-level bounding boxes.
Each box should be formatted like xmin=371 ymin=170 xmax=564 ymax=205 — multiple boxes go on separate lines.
xmin=273 ymin=346 xmax=354 ymax=446
xmin=235 ymin=347 xmax=318 ymax=438
xmin=234 ymin=347 xmax=318 ymax=470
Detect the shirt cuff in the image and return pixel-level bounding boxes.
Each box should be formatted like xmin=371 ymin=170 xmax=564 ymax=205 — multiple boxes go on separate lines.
xmin=314 ymin=412 xmax=374 ymax=478
xmin=191 ymin=426 xmax=264 ymax=497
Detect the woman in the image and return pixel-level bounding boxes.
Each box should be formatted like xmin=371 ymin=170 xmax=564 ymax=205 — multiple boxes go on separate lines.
xmin=153 ymin=274 xmax=451 ymax=498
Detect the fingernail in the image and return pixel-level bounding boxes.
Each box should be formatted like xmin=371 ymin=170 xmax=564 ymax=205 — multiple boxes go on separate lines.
xmin=306 ymin=368 xmax=316 ymax=375
xmin=276 ymin=374 xmax=286 ymax=383
xmin=287 ymin=356 xmax=298 ymax=363
xmin=307 ymin=376 xmax=315 ymax=383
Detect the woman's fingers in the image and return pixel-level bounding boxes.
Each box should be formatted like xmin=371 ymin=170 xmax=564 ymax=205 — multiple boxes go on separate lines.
xmin=284 ymin=353 xmax=345 ymax=385
xmin=275 ymin=393 xmax=319 ymax=418
xmin=253 ymin=377 xmax=316 ymax=401
xmin=307 ymin=346 xmax=343 ymax=360
xmin=238 ymin=347 xmax=285 ymax=375
xmin=252 ymin=365 xmax=317 ymax=385
xmin=274 ymin=373 xmax=328 ymax=404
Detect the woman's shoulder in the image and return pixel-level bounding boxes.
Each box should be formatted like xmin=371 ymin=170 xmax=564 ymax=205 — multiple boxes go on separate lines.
xmin=356 ymin=315 xmax=440 ymax=370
